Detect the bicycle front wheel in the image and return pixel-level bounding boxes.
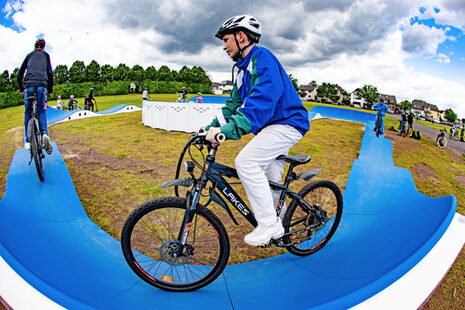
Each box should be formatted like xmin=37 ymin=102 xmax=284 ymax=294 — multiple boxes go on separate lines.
xmin=437 ymin=136 xmax=447 ymax=148
xmin=283 ymin=180 xmax=343 ymax=256
xmin=29 ymin=119 xmax=44 ymax=182
xmin=121 ymin=197 xmax=230 ymax=291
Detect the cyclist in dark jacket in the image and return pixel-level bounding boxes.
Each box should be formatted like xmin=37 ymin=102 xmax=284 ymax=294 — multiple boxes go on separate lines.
xmin=17 ymin=38 xmax=53 ymax=154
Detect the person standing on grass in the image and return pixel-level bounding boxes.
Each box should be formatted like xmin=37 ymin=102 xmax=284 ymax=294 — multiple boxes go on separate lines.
xmin=398 ymin=111 xmax=407 ymax=136
xmin=56 ymin=95 xmax=62 ymax=110
xmin=204 ymin=15 xmax=309 ymax=247
xmin=407 ymin=112 xmax=414 ymax=136
xmin=17 ymin=38 xmax=53 ymax=154
xmin=142 ymin=87 xmax=149 ymax=100
xmin=87 ymin=88 xmax=97 ymax=111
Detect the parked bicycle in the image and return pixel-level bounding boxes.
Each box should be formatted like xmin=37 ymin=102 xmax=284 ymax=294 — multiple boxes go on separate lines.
xmin=121 ymin=132 xmax=343 ymax=291
xmin=436 ymin=128 xmax=448 ymax=149
xmin=26 ymin=95 xmax=45 ymax=181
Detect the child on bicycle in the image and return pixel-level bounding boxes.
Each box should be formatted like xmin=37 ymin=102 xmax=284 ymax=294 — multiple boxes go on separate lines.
xmin=17 ymin=38 xmax=53 ymax=154
xmin=205 ymin=15 xmax=310 ymax=247
xmin=68 ymin=95 xmax=78 ymax=110
xmin=372 ymin=97 xmax=390 ymax=134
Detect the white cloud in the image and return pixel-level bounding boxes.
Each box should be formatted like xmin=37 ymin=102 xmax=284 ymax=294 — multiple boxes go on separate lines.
xmin=401 ymin=23 xmax=448 ymax=55
xmin=436 ymin=53 xmax=451 ymax=63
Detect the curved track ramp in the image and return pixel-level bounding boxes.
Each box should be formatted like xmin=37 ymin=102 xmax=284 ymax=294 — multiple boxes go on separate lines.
xmin=1 ymin=105 xmax=464 ymax=309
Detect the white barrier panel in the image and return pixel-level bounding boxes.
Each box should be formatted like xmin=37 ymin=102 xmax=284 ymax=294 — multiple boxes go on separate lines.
xmin=142 ymin=101 xmax=148 ymax=125
xmin=189 ymin=103 xmax=216 ymax=132
xmin=167 ymin=103 xmax=189 ymax=132
xmin=152 ymin=101 xmax=168 ymax=129
xmin=142 ymin=101 xmax=225 ymax=133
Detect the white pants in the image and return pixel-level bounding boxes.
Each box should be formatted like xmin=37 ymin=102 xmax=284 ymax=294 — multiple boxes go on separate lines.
xmin=235 ymin=124 xmax=303 ymax=226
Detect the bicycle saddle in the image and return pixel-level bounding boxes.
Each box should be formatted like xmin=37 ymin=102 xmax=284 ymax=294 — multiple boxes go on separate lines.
xmin=26 ymin=95 xmax=37 ymax=102
xmin=277 ymin=154 xmax=311 ymax=165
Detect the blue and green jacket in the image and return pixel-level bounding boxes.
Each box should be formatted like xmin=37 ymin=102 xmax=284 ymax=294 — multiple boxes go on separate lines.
xmin=207 ymin=46 xmax=309 ymax=140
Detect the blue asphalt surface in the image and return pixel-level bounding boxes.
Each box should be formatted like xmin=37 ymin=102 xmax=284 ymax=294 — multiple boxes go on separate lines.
xmin=0 ymin=105 xmax=457 ymax=309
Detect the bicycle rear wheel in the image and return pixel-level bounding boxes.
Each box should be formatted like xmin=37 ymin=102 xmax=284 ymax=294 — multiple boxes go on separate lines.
xmin=283 ymin=180 xmax=343 ymax=256
xmin=121 ymin=196 xmax=230 ymax=291
xmin=29 ymin=119 xmax=44 ymax=182
xmin=437 ymin=136 xmax=447 ymax=148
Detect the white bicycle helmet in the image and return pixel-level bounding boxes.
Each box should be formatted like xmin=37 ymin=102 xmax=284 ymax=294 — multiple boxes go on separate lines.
xmin=215 ymin=15 xmax=262 ymax=42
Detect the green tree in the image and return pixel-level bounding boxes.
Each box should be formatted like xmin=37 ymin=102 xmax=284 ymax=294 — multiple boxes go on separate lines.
xmin=101 ymin=64 xmax=114 ymax=82
xmin=145 ymin=66 xmax=158 ymax=80
xmin=114 ymin=63 xmax=130 ymax=81
xmin=192 ymin=66 xmax=211 ymax=85
xmin=157 ymin=65 xmax=172 ymax=81
xmin=177 ymin=66 xmax=194 ymax=83
xmin=9 ymin=68 xmax=19 ymax=91
xmin=357 ymin=84 xmax=379 ymax=108
xmin=400 ymin=100 xmax=411 ymax=111
xmin=0 ymin=70 xmax=10 ymax=92
xmin=317 ymin=82 xmax=338 ymax=103
xmin=69 ymin=60 xmax=86 ymax=83
xmin=288 ymin=74 xmax=299 ymax=91
xmin=129 ymin=64 xmax=145 ymax=82
xmin=308 ymin=80 xmax=317 ymax=86
xmin=444 ymin=108 xmax=457 ymax=123
xmin=53 ymin=65 xmax=69 ymax=84
xmin=86 ymin=60 xmax=101 ymax=83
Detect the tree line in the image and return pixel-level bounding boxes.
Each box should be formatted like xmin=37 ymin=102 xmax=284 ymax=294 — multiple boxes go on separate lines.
xmin=0 ymin=61 xmax=212 ymax=109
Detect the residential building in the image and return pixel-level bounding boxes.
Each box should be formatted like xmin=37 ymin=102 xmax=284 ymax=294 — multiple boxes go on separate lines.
xmin=298 ymin=85 xmax=317 ymax=101
xmin=211 ymin=81 xmax=233 ymax=94
xmin=335 ymin=85 xmax=348 ymax=105
xmin=411 ymin=100 xmax=439 ymax=119
xmin=350 ymin=89 xmax=367 ymax=108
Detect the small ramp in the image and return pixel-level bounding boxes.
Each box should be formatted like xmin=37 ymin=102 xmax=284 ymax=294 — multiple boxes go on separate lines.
xmin=0 ymin=106 xmax=464 ymax=309
xmin=46 ymin=105 xmax=141 ymax=125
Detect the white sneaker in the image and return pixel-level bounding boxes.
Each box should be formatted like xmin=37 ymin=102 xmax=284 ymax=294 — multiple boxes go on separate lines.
xmin=244 ymin=218 xmax=284 ymax=246
xmin=42 ymin=134 xmax=53 ymax=155
xmin=25 ymin=142 xmax=30 ymax=150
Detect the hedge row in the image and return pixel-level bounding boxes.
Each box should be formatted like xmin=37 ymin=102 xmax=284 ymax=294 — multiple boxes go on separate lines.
xmin=0 ymin=80 xmax=211 ymax=109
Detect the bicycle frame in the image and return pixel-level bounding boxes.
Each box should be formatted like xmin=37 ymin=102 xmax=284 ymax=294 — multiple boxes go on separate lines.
xmin=165 ymin=140 xmax=323 ymax=250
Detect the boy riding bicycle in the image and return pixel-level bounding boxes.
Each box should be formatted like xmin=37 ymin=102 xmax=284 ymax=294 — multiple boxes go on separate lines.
xmin=17 ymin=38 xmax=53 ymax=155
xmin=205 ymin=15 xmax=310 ymax=247
xmin=372 ymin=97 xmax=390 ymax=134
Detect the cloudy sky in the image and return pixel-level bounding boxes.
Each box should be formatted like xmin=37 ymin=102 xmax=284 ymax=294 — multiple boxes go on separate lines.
xmin=1 ymin=0 xmax=464 ymax=118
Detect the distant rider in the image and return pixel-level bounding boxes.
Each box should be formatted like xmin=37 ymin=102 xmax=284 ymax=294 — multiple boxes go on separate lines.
xmin=68 ymin=95 xmax=78 ymax=110
xmin=372 ymin=97 xmax=390 ymax=135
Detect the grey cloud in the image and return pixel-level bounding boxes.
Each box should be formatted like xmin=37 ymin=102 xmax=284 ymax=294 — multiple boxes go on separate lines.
xmin=104 ymin=0 xmax=415 ymax=69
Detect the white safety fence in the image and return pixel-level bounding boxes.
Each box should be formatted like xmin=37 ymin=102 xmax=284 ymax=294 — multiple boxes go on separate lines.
xmin=142 ymin=101 xmax=224 ymax=132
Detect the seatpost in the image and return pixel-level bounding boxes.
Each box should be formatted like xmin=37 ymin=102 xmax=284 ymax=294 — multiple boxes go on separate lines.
xmin=283 ymin=163 xmax=296 ymax=187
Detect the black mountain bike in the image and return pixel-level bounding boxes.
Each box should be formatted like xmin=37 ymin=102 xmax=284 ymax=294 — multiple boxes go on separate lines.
xmin=121 ymin=132 xmax=343 ymax=292
xmin=436 ymin=128 xmax=448 ymax=148
xmin=374 ymin=113 xmax=383 ymax=137
xmin=26 ymin=95 xmax=45 ymax=181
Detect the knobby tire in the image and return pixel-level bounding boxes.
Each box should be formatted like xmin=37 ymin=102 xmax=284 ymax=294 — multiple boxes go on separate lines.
xmin=29 ymin=119 xmax=44 ymax=182
xmin=282 ymin=180 xmax=343 ymax=256
xmin=121 ymin=197 xmax=230 ymax=292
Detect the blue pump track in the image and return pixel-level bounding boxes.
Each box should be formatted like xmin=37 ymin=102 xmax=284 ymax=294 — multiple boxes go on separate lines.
xmin=1 ymin=105 xmax=464 ymax=309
